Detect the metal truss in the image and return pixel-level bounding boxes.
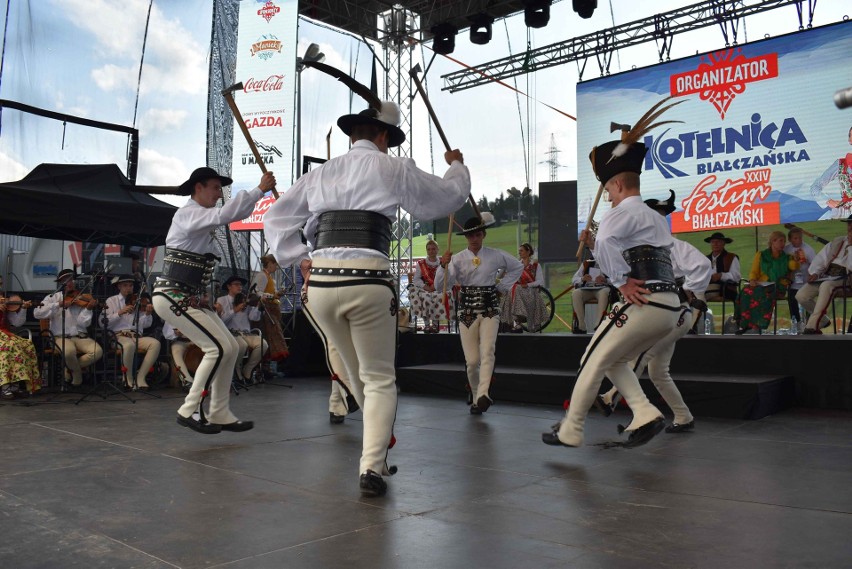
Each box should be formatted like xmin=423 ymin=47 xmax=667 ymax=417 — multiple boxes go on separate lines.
xmin=441 ymin=0 xmax=821 ymax=92
xmin=380 ymin=6 xmax=417 ymax=296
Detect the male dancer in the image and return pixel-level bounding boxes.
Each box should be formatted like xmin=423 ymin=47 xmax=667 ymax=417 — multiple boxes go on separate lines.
xmin=34 ymin=269 xmax=102 ymax=387
xmin=105 ymin=274 xmax=161 ymax=390
xmin=264 ymin=95 xmax=470 ymax=497
xmin=596 ymin=191 xmax=712 ymax=433
xmin=543 ymin=120 xmax=683 ymax=449
xmin=152 ymin=167 xmax=275 ymax=434
xmin=435 ymin=214 xmax=523 ymax=414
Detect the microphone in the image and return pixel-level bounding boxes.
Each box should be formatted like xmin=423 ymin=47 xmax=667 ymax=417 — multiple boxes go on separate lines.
xmin=834 ymin=86 xmax=852 ymax=110
xmin=105 ymin=263 xmax=115 ymax=274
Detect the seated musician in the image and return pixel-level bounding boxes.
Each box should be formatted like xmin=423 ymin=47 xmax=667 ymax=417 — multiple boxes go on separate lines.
xmin=163 ymin=322 xmax=194 ymax=387
xmin=0 ymin=293 xmax=40 ymax=399
xmin=795 ymin=215 xmax=852 ymax=334
xmin=704 ymin=232 xmax=741 ymax=302
xmin=33 ymin=269 xmax=103 ymax=387
xmin=571 ymin=257 xmax=611 ymax=334
xmin=105 ymin=275 xmax=161 ymax=390
xmin=217 ymin=276 xmax=267 ymax=382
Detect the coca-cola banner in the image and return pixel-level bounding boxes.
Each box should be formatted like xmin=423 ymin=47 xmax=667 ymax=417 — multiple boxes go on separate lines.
xmin=230 ymin=0 xmax=298 ymax=231
xmin=576 ymin=21 xmax=851 ymax=234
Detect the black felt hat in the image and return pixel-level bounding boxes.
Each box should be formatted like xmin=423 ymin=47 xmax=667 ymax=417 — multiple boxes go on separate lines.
xmin=111 ymin=274 xmax=136 ymax=286
xmin=703 ymin=232 xmax=733 ymax=244
xmin=838 ymin=215 xmax=852 ymax=222
xmin=456 ymin=212 xmax=496 ymax=236
xmin=55 ymin=269 xmax=76 ymax=282
xmin=644 ymin=190 xmax=676 ymax=215
xmin=337 ymin=101 xmax=406 ymax=148
xmin=221 ymin=275 xmax=247 ymax=290
xmin=589 ymin=140 xmax=648 ymax=186
xmin=178 ymin=167 xmax=233 ymax=196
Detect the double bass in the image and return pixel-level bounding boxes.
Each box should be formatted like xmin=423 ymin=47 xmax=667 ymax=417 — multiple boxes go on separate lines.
xmin=256 ymin=294 xmax=289 ymax=361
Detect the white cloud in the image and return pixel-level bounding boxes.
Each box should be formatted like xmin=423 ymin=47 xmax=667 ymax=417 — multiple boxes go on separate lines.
xmin=140 ymin=108 xmax=188 ymax=134
xmin=0 ymin=151 xmax=30 ymax=183
xmin=136 ymin=148 xmax=186 ymax=187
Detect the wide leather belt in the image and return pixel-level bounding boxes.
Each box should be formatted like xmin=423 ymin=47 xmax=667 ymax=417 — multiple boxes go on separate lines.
xmin=827 ymin=263 xmax=847 ymax=277
xmin=622 ymin=245 xmax=675 ymax=283
xmin=644 ymin=282 xmax=680 ymax=294
xmin=458 ymin=286 xmax=499 ymax=312
xmin=310 ymin=267 xmax=392 ymax=278
xmin=155 ymin=248 xmax=218 ymax=295
xmin=313 ymin=210 xmax=392 ymax=255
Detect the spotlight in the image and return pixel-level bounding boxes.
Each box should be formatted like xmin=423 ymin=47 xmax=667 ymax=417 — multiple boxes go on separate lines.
xmin=524 ymin=0 xmax=551 ymax=29
xmin=469 ymin=13 xmax=494 ymax=45
xmin=431 ymin=23 xmax=458 ymax=55
xmin=573 ymin=0 xmax=597 ymax=19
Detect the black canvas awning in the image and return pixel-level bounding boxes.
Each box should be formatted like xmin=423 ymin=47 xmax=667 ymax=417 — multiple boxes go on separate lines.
xmin=0 ymin=163 xmax=178 ymax=246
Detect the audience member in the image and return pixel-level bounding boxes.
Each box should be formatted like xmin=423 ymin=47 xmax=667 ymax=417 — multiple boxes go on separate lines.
xmin=736 ymin=231 xmax=798 ymax=334
xmin=571 ymin=257 xmax=610 ymax=334
xmin=783 ymin=227 xmax=816 ymax=324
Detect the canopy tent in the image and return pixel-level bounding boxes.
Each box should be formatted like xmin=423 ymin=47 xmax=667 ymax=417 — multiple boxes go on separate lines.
xmin=0 ymin=163 xmax=178 ymax=246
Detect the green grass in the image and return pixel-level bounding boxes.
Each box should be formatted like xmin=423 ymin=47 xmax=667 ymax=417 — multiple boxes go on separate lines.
xmin=395 ymin=219 xmax=848 ymax=334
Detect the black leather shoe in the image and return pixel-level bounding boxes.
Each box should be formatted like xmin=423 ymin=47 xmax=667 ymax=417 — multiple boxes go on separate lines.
xmin=329 ymin=412 xmax=345 ymax=424
xmin=541 ymin=430 xmax=576 ymax=447
xmin=177 ymin=414 xmax=222 ymax=434
xmin=476 ymin=395 xmax=493 ymax=412
xmin=593 ymin=394 xmax=614 ymax=417
xmin=216 ymin=420 xmax=254 ymax=432
xmin=469 ymin=404 xmax=482 ymax=415
xmin=359 ymin=470 xmax=387 ymax=497
xmin=623 ymin=417 xmax=665 ymax=448
xmin=665 ymin=420 xmax=695 ymax=433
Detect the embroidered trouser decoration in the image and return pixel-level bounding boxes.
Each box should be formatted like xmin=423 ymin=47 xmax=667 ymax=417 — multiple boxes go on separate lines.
xmin=153 ymin=291 xmax=239 ymax=425
xmin=304 ymin=266 xmax=399 ymax=476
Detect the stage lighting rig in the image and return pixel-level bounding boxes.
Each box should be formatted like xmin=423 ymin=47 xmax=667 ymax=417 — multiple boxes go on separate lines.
xmin=469 ymin=13 xmax=494 ymax=45
xmin=431 ymin=23 xmax=458 ymax=54
xmin=524 ymin=0 xmax=551 ymax=29
xmin=573 ymin=0 xmax=597 ymax=19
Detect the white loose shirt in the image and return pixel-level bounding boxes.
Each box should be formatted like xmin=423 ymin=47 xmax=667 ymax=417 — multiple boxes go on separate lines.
xmin=105 ymin=293 xmax=152 ymax=333
xmin=594 ymin=195 xmax=674 ymax=289
xmin=808 ymin=236 xmax=852 ymax=276
xmin=672 ymin=238 xmax=712 ymax=295
xmin=263 ymin=140 xmax=471 ymax=266
xmin=166 ymin=187 xmax=264 ymax=254
xmin=217 ymin=294 xmax=262 ymax=332
xmin=435 ymin=247 xmax=524 ymax=295
xmin=33 ymin=291 xmax=93 ymax=336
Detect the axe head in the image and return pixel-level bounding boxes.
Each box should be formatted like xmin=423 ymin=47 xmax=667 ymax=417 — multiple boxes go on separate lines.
xmin=221 ymin=82 xmax=244 ymax=96
xmin=409 ymin=63 xmax=423 ymax=78
xmin=610 ymin=121 xmax=631 ymax=133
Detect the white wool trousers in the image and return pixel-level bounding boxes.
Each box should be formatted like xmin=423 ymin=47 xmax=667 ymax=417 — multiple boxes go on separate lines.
xmin=153 ymin=291 xmax=240 ymax=425
xmin=458 ymin=313 xmax=500 ymax=400
xmin=557 ymin=292 xmax=681 ymax=446
xmin=303 ymin=258 xmax=398 ymax=476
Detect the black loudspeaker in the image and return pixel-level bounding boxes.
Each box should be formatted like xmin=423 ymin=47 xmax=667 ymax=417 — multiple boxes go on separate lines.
xmin=537 ymin=181 xmax=578 ymax=263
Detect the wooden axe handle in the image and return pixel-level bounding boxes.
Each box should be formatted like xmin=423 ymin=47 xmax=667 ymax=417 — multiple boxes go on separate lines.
xmin=222 ymin=92 xmax=279 ymax=199
xmin=577 ymin=183 xmax=604 ymax=259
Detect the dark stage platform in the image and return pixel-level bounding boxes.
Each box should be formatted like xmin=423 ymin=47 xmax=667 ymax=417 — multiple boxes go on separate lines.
xmin=1 ymin=380 xmax=850 ymax=568
xmin=397 ymin=332 xmax=852 ymax=417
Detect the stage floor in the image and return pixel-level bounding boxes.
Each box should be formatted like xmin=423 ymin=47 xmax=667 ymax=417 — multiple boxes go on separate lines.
xmin=1 ymin=379 xmax=851 ymax=568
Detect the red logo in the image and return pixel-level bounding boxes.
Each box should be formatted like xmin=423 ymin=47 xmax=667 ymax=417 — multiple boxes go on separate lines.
xmin=230 ymin=195 xmax=275 ymax=231
xmin=257 ymin=1 xmax=280 ymax=23
xmin=670 ymin=50 xmax=778 ymax=119
xmin=244 ymin=75 xmax=284 ymax=93
xmin=671 ymin=168 xmax=780 ymax=232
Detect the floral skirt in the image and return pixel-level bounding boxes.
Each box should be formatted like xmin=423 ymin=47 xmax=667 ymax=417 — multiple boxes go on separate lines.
xmin=738 ymin=284 xmax=784 ymax=330
xmin=409 ymin=288 xmax=451 ymax=322
xmin=0 ymin=330 xmax=41 ymax=393
xmin=500 ymin=287 xmax=547 ymax=331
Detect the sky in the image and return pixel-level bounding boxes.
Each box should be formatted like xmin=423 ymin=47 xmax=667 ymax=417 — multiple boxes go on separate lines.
xmin=0 ymin=0 xmax=849 ymax=210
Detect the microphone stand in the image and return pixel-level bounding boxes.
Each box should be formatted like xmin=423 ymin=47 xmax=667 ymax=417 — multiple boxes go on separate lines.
xmin=77 ymin=266 xmax=134 ymax=404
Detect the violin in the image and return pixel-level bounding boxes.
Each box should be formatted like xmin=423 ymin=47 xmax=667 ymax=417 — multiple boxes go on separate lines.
xmin=126 ymin=293 xmax=151 ymax=309
xmin=63 ymin=291 xmax=99 ymax=309
xmin=0 ymin=295 xmax=32 ymax=312
xmin=233 ymin=292 xmax=261 ymax=308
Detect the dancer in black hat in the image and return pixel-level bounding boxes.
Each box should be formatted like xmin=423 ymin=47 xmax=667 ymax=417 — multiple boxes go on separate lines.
xmin=435 ymin=213 xmax=523 ymax=414
xmin=543 ymin=98 xmax=685 ymax=449
xmin=264 ymin=70 xmax=471 ymax=496
xmin=152 ymin=167 xmax=276 ymax=434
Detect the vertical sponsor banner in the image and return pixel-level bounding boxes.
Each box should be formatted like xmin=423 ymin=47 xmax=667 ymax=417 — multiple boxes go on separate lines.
xmin=576 ymin=22 xmax=852 ymax=233
xmin=229 ymin=0 xmax=298 ymax=231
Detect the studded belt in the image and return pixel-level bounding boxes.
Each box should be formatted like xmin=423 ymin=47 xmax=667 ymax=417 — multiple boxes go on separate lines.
xmin=310 ymin=267 xmax=392 ymax=278
xmin=644 ymin=282 xmax=680 ymax=294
